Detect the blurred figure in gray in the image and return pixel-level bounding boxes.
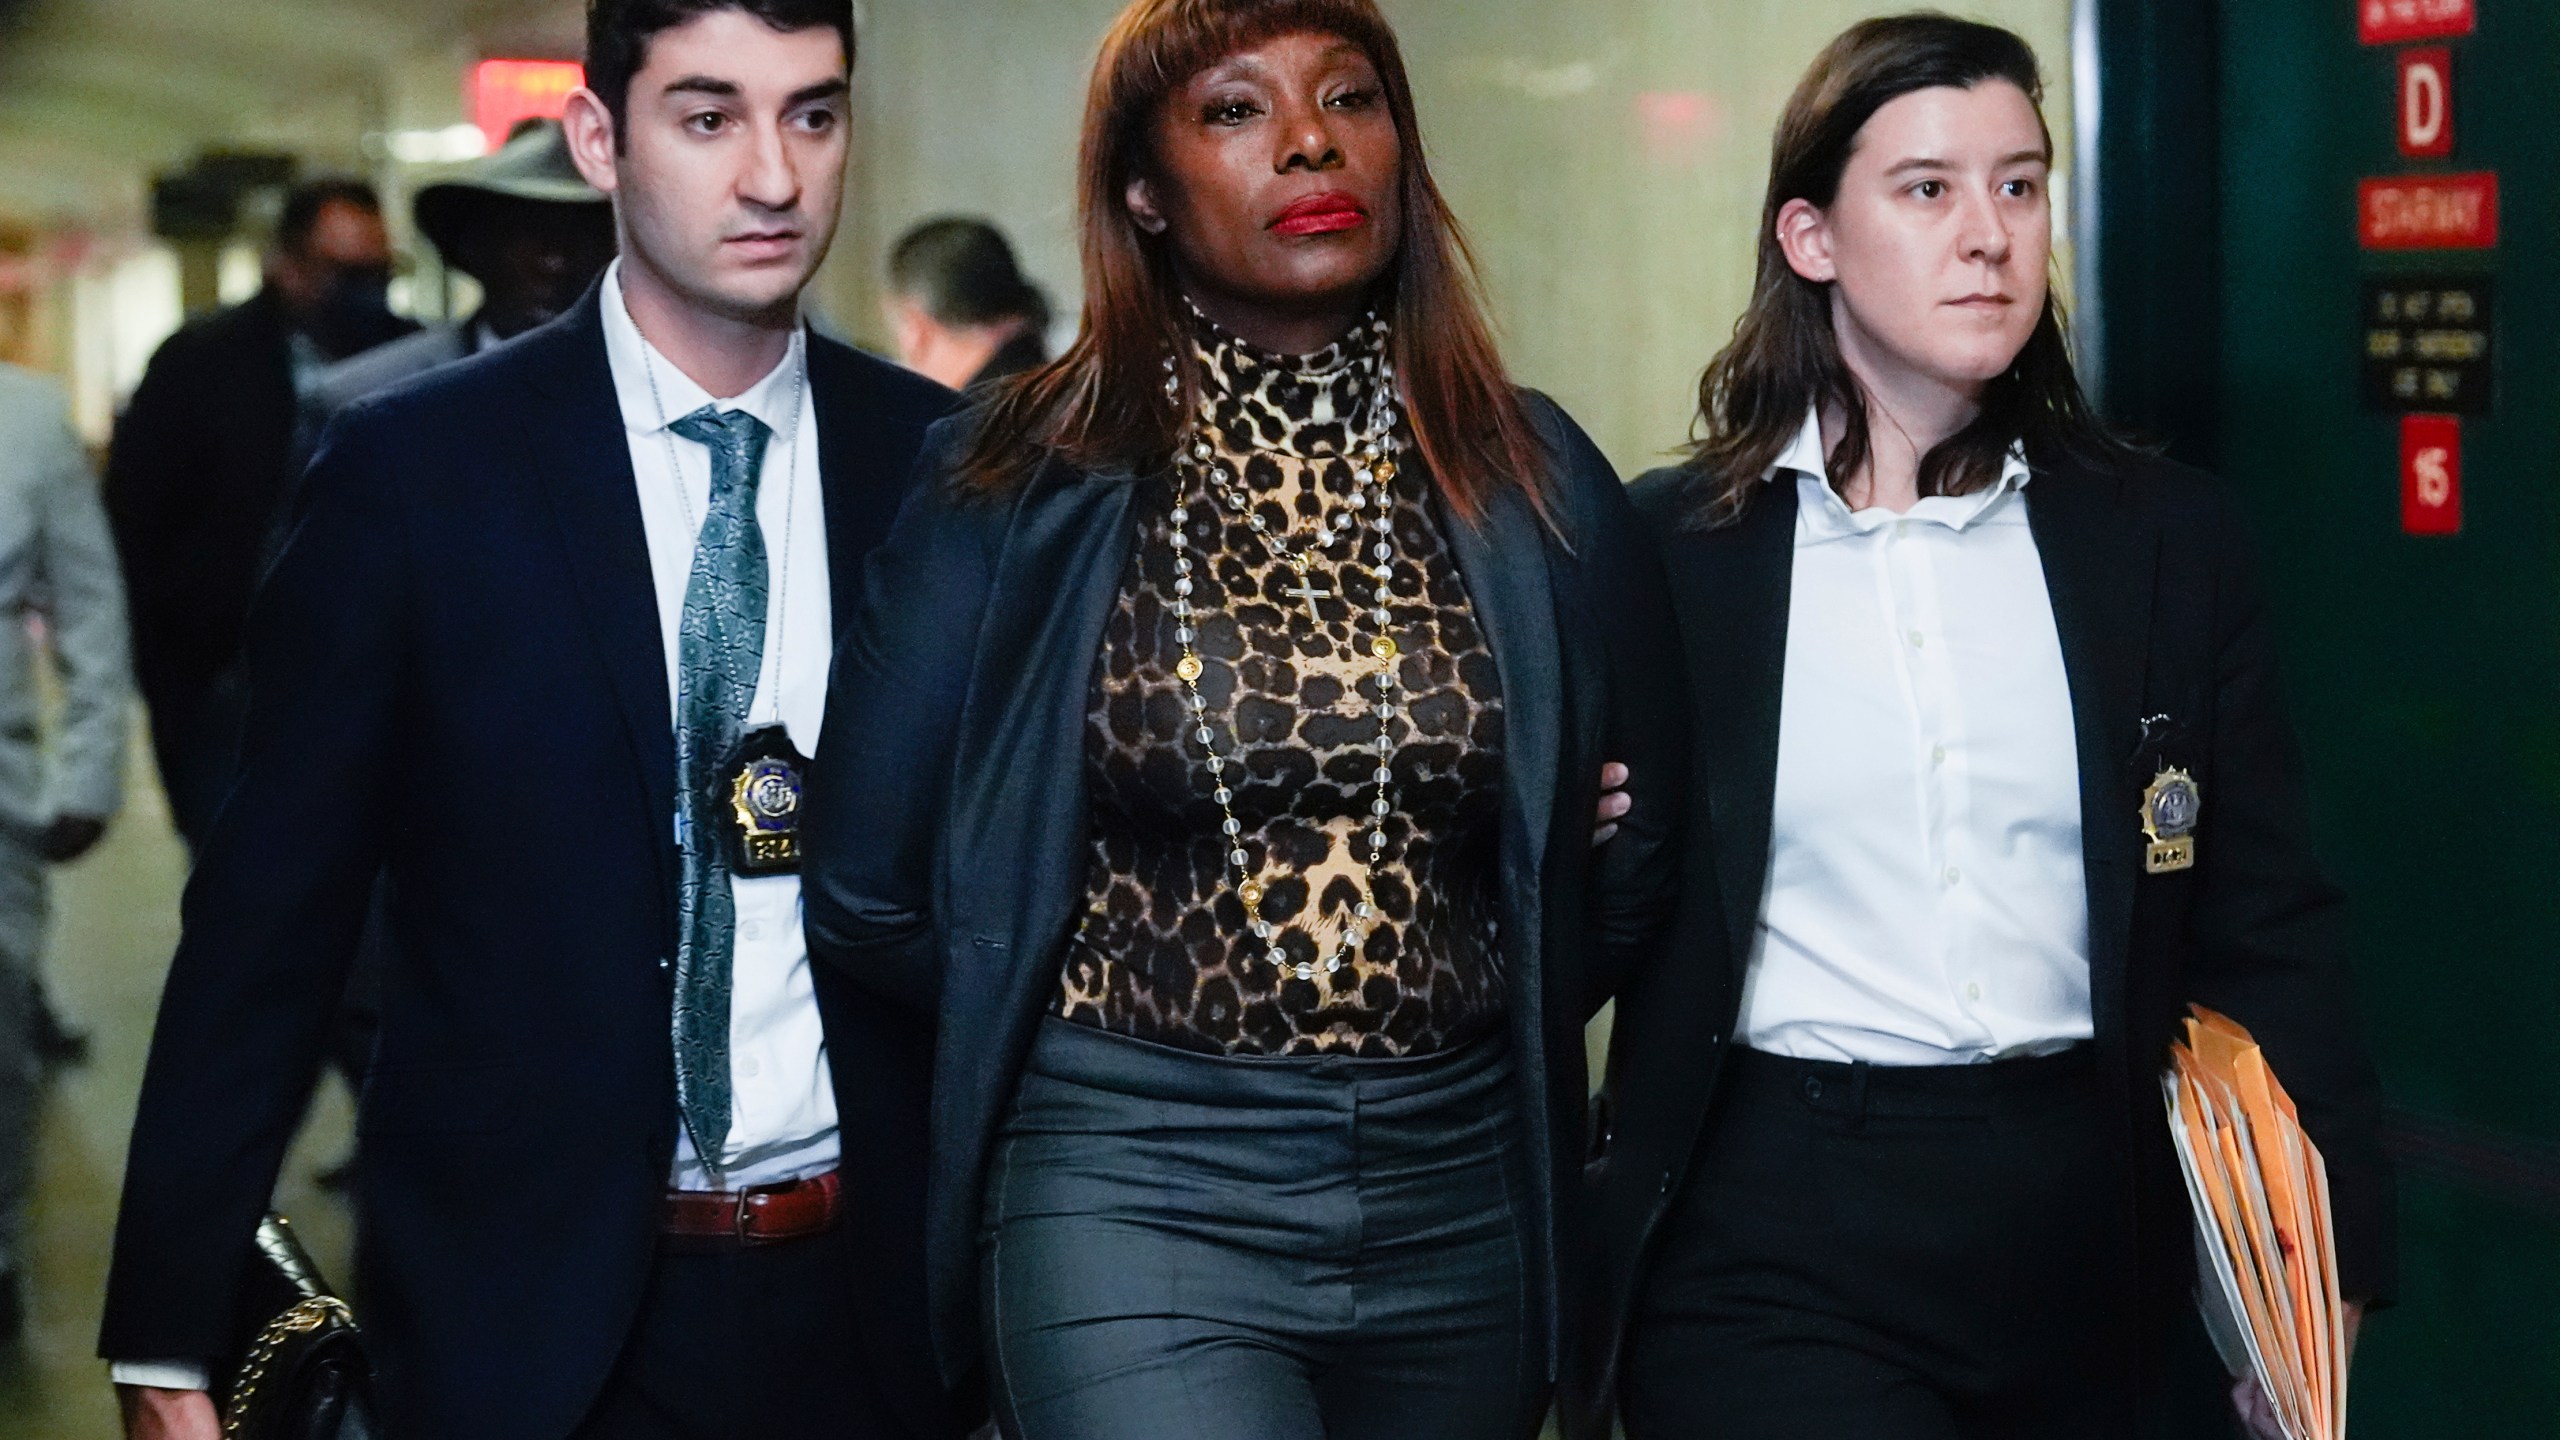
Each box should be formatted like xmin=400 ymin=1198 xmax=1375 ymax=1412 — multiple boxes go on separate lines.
xmin=0 ymin=361 xmax=129 ymax=1342
xmin=881 ymin=216 xmax=1050 ymax=392
xmin=311 ymin=119 xmax=615 ymax=419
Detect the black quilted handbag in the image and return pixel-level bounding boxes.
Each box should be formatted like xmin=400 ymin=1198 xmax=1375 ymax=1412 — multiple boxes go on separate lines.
xmin=216 ymin=1213 xmax=378 ymax=1440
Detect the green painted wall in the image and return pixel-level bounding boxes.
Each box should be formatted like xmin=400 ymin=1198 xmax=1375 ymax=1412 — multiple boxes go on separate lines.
xmin=2217 ymin=2 xmax=2560 ymax=1431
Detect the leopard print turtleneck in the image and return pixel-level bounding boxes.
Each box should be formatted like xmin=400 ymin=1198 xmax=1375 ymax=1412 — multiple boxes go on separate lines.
xmin=1053 ymin=313 xmax=1508 ymax=1058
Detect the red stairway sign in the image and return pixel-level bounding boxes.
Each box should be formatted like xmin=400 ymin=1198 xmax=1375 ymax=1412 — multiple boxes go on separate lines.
xmin=2360 ymin=0 xmax=2476 ymax=45
xmin=2359 ymin=172 xmax=2498 ymax=249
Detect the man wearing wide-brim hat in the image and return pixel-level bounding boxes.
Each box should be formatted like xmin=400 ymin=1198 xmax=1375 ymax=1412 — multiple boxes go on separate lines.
xmin=312 ymin=118 xmax=615 ymax=420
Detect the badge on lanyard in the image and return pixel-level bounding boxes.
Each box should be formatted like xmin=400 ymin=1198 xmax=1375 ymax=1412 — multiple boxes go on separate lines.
xmin=725 ymin=724 xmax=808 ymax=875
xmin=2139 ymin=767 xmax=2201 ymax=875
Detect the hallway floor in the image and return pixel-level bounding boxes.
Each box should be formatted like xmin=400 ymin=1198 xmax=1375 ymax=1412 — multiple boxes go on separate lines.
xmin=0 ymin=753 xmax=354 ymax=1440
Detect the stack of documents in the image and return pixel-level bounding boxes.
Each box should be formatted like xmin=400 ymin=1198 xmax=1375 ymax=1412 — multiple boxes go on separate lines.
xmin=2163 ymin=1005 xmax=2347 ymax=1440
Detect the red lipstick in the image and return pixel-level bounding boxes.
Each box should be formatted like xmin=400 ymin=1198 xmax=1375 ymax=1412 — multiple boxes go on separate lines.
xmin=1270 ymin=192 xmax=1368 ymax=237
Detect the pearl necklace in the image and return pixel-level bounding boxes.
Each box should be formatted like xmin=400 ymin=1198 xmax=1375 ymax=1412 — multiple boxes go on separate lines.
xmin=1160 ymin=322 xmax=1404 ymax=983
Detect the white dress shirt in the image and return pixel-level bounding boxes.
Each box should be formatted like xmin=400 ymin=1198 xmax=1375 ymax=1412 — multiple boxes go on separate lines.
xmin=601 ymin=261 xmax=840 ymax=1188
xmin=1734 ymin=406 xmax=2093 ymax=1066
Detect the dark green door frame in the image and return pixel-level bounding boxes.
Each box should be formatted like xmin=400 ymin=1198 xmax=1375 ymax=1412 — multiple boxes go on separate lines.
xmin=2080 ymin=0 xmax=2222 ymax=470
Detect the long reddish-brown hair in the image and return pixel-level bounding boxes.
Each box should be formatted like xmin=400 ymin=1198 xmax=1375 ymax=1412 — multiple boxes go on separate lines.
xmin=952 ymin=0 xmax=1544 ymax=524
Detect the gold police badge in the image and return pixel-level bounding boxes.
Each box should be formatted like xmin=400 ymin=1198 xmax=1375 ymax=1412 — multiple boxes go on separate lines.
xmin=725 ymin=725 xmax=807 ymax=876
xmin=2139 ymin=767 xmax=2201 ymax=875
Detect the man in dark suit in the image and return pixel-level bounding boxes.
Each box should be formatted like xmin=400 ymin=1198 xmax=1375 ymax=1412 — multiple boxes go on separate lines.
xmin=310 ymin=119 xmax=617 ymax=424
xmin=103 ymin=3 xmax=956 ymax=1438
xmin=104 ymin=178 xmax=413 ymax=851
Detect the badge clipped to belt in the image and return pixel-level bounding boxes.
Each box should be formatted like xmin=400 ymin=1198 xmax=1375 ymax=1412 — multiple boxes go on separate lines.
xmin=2139 ymin=767 xmax=2201 ymax=875
xmin=724 ymin=725 xmax=807 ymax=875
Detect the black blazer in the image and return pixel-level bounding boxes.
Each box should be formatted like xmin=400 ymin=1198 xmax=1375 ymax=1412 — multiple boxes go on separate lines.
xmin=100 ymin=287 xmax=960 ymax=1440
xmin=103 ymin=289 xmax=402 ymax=712
xmin=1572 ymin=451 xmax=2396 ymax=1434
xmin=802 ymin=393 xmax=1684 ymax=1389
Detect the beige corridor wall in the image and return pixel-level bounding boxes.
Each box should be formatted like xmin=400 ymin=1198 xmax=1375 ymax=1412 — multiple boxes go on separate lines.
xmin=820 ymin=0 xmax=2076 ymax=474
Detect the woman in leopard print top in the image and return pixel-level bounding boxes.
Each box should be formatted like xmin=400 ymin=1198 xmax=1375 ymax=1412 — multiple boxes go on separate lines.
xmin=1059 ymin=309 xmax=1506 ymax=1057
xmin=802 ymin=1 xmax=1683 ymax=1434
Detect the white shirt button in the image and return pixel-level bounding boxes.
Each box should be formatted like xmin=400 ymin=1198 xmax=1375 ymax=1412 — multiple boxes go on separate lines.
xmin=1945 ymin=866 xmax=1962 ymax=886
xmin=1965 ymin=982 xmax=1983 ymax=1001
xmin=742 ymin=1056 xmax=763 ymax=1078
xmin=739 ymin=921 xmax=764 ymax=942
xmin=1907 ymin=630 xmax=1926 ymax=649
xmin=1931 ymin=744 xmax=1948 ymax=766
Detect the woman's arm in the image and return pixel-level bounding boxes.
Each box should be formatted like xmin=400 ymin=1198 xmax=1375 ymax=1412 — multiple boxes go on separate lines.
xmin=801 ymin=418 xmax=1003 ymax=1014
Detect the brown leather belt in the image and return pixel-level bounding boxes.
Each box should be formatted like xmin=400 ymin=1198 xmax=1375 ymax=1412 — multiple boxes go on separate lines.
xmin=661 ymin=1169 xmax=841 ymax=1250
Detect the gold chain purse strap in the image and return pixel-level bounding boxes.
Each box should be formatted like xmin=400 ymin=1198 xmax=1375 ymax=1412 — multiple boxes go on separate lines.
xmin=221 ymin=1294 xmax=357 ymax=1439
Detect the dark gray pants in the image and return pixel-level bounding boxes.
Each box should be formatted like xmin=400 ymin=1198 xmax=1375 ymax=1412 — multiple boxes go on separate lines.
xmin=981 ymin=1017 xmax=1541 ymax=1440
xmin=0 ymin=834 xmax=39 ymax=1276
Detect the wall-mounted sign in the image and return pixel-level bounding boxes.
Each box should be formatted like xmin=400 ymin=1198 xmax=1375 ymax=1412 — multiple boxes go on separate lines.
xmin=474 ymin=60 xmax=587 ymax=154
xmin=2359 ymin=172 xmax=2498 ymax=249
xmin=2399 ymin=414 xmax=2462 ymax=535
xmin=2364 ymin=277 xmax=2493 ymax=413
xmin=2398 ymin=47 xmax=2454 ymax=158
xmin=2360 ymin=0 xmax=2476 ymax=45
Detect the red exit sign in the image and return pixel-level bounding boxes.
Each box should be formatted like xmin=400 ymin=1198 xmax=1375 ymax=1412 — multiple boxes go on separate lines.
xmin=2360 ymin=172 xmax=2498 ymax=250
xmin=2360 ymin=0 xmax=2475 ymax=45
xmin=474 ymin=59 xmax=586 ymax=153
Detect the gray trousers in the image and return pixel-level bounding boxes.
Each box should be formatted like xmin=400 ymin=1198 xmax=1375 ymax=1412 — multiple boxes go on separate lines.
xmin=0 ymin=834 xmax=42 ymax=1275
xmin=981 ymin=1016 xmax=1544 ymax=1440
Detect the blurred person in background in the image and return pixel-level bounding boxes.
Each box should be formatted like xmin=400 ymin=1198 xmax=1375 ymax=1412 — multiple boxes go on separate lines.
xmin=0 ymin=360 xmax=129 ymax=1343
xmin=310 ymin=119 xmax=616 ymax=421
xmin=880 ymin=216 xmax=1049 ymax=392
xmin=103 ymin=178 xmax=413 ymax=853
xmin=102 ymin=1 xmax=960 ymax=1438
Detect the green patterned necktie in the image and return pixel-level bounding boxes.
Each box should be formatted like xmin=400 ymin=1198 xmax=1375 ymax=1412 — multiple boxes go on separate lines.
xmin=667 ymin=404 xmax=773 ymax=1172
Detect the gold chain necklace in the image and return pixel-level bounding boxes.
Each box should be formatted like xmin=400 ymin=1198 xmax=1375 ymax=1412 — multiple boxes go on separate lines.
xmin=1160 ymin=323 xmax=1403 ymax=982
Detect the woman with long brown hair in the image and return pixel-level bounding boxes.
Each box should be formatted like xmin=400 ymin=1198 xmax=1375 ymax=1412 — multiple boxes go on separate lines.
xmin=1579 ymin=14 xmax=2391 ymax=1440
xmin=802 ymin=1 xmax=1678 ymax=1435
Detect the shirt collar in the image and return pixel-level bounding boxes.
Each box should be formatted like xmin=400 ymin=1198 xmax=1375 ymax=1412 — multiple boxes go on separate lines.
xmin=600 ymin=258 xmax=804 ymax=440
xmin=1767 ymin=402 xmax=2034 ymax=539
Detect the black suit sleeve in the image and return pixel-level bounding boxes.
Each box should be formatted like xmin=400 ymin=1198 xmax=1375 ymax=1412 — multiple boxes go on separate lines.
xmin=2181 ymin=488 xmax=2396 ymax=1306
xmin=1537 ymin=404 xmax=1687 ymax=1016
xmin=802 ymin=420 xmax=1000 ymax=1015
xmin=104 ymin=329 xmax=223 ymax=708
xmin=100 ymin=409 xmax=408 ymax=1360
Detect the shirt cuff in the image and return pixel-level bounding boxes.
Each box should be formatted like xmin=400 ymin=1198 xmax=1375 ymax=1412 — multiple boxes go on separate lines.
xmin=110 ymin=1360 xmax=210 ymax=1392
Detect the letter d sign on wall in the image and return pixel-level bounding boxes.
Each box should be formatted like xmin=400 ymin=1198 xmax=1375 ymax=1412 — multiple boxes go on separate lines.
xmin=2399 ymin=48 xmax=2453 ymax=158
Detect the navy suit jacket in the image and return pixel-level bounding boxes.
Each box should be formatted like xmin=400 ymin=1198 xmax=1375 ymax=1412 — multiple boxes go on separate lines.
xmin=800 ymin=394 xmax=1687 ymax=1393
xmin=100 ymin=287 xmax=960 ymax=1440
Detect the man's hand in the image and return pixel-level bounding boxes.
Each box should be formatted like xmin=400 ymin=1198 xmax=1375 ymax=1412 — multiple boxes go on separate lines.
xmin=1592 ymin=763 xmax=1632 ymax=847
xmin=118 ymin=1386 xmax=220 ymax=1440
xmin=40 ymin=813 xmax=108 ymax=863
xmin=2232 ymin=1300 xmax=2364 ymax=1439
